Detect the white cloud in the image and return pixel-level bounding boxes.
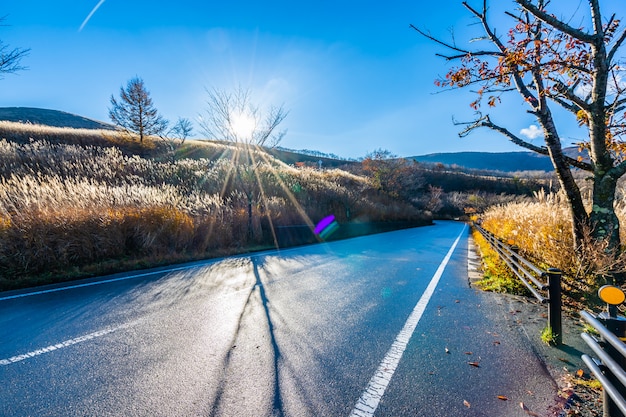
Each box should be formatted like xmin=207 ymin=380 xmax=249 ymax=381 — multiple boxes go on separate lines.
xmin=520 ymin=124 xmax=543 ymax=140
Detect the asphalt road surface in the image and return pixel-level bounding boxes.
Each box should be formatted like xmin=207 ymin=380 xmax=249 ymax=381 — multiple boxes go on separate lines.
xmin=0 ymin=221 xmax=563 ymax=416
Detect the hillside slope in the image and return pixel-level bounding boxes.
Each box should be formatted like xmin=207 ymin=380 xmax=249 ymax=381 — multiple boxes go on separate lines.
xmin=411 ymin=151 xmax=554 ymax=172
xmin=0 ymin=107 xmax=117 ymax=131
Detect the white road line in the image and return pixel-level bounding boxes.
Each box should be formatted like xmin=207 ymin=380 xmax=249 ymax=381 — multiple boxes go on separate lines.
xmin=349 ymin=225 xmax=466 ymax=417
xmin=0 ymin=244 xmax=308 ymax=302
xmin=0 ymin=322 xmax=134 ymax=366
xmin=0 ymin=264 xmax=201 ymax=301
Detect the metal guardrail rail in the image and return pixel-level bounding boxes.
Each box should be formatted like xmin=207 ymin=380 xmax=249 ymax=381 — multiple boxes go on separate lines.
xmin=474 ymin=224 xmax=563 ymax=344
xmin=581 ymin=309 xmax=626 ymax=417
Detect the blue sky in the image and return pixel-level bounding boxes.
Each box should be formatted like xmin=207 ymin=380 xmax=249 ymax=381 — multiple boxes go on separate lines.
xmin=1 ymin=1 xmax=625 ymax=158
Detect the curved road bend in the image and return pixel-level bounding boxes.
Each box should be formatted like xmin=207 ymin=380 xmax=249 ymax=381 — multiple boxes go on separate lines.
xmin=0 ymin=221 xmax=561 ymax=416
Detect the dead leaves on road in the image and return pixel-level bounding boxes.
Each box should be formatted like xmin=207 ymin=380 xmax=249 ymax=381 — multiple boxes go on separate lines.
xmin=460 ymin=398 xmax=540 ymax=415
xmin=438 ymin=304 xmax=541 ymax=416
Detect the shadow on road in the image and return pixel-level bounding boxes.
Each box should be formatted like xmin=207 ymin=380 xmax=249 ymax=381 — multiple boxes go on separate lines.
xmin=208 ymin=255 xmax=285 ymax=417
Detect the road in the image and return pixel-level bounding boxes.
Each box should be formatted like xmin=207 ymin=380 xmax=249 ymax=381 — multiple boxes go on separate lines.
xmin=0 ymin=221 xmax=562 ymax=416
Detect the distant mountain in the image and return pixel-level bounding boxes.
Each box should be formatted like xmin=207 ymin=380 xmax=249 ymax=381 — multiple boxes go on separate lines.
xmin=411 ymin=150 xmax=558 ymax=172
xmin=0 ymin=107 xmax=117 ymax=131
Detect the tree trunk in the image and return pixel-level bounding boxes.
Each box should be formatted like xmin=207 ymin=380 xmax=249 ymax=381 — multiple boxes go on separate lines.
xmin=247 ymin=196 xmax=253 ymax=240
xmin=590 ymin=171 xmax=620 ymax=252
xmin=541 ymin=119 xmax=589 ymax=253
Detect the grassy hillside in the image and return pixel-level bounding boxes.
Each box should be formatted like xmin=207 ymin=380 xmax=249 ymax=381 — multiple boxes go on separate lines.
xmin=411 ymin=148 xmax=587 ymax=173
xmin=0 ymin=108 xmax=556 ymax=291
xmin=0 ymin=107 xmax=117 ymax=131
xmin=0 ymin=120 xmax=429 ymax=290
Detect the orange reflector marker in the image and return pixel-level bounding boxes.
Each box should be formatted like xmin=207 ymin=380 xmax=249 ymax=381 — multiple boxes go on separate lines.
xmin=598 ymin=285 xmax=626 ymax=306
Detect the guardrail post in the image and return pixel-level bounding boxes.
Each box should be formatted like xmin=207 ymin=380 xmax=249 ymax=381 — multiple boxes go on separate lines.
xmin=547 ymin=268 xmax=562 ymax=345
xmin=510 ymin=245 xmax=519 ymax=274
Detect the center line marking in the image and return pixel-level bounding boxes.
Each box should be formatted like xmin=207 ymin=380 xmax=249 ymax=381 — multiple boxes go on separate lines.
xmin=349 ymin=225 xmax=466 ymax=417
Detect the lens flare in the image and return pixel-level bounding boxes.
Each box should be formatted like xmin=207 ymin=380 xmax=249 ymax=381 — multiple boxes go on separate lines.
xmin=315 ymin=214 xmax=339 ymax=240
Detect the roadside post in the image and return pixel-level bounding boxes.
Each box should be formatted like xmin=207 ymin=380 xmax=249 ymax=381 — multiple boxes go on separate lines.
xmin=547 ymin=268 xmax=563 ymax=346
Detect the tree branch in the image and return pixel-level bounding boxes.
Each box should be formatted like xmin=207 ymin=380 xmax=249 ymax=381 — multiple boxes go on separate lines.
xmin=515 ymin=0 xmax=596 ymax=43
xmin=457 ymin=114 xmax=593 ymax=170
xmin=409 ymin=24 xmax=473 ymax=56
xmin=608 ymin=26 xmax=626 ymax=63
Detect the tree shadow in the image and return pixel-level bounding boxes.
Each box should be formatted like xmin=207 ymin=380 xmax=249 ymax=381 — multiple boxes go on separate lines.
xmin=208 ymin=255 xmax=284 ymax=417
xmin=252 ymin=256 xmax=284 ymax=416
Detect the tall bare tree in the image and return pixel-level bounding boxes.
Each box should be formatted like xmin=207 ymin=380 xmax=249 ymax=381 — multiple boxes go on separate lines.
xmin=413 ymin=0 xmax=626 ymax=267
xmin=109 ymin=77 xmax=168 ymax=142
xmin=0 ymin=16 xmax=29 ymax=80
xmin=199 ymin=87 xmax=287 ymax=148
xmin=199 ymin=87 xmax=288 ymax=239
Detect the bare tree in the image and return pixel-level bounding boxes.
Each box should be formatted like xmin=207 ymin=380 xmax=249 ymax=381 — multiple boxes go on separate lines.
xmin=168 ymin=117 xmax=194 ymax=143
xmin=109 ymin=77 xmax=168 ymax=142
xmin=199 ymin=87 xmax=287 ymax=148
xmin=0 ymin=16 xmax=29 ymax=80
xmin=198 ymin=86 xmax=288 ymax=239
xmin=413 ymin=0 xmax=626 ymax=270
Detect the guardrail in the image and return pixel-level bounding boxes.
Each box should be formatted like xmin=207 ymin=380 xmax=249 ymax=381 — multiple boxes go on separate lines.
xmin=474 ymin=224 xmax=563 ymax=344
xmin=580 ymin=308 xmax=626 ymax=417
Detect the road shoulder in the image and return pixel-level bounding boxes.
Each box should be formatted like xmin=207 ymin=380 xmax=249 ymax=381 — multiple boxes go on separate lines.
xmin=467 ymin=236 xmax=601 ymax=416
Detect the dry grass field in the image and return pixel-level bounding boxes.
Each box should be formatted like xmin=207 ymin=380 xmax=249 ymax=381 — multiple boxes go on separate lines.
xmin=0 ymin=121 xmax=428 ymax=290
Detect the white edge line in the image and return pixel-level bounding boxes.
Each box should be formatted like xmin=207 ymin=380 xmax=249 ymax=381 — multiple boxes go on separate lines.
xmin=349 ymin=225 xmax=466 ymax=417
xmin=0 ymin=264 xmax=196 ymax=301
xmin=0 ymin=237 xmax=318 ymax=302
xmin=0 ymin=321 xmax=135 ymax=366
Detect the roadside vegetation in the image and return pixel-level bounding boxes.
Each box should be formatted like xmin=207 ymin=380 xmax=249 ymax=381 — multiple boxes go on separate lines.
xmin=477 ymin=186 xmax=626 ymax=312
xmin=470 ymin=226 xmax=529 ymax=295
xmin=0 ymin=121 xmax=434 ymax=290
xmin=0 ymin=118 xmax=550 ymax=291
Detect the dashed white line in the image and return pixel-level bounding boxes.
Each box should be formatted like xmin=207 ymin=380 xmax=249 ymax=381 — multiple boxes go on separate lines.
xmin=349 ymin=225 xmax=466 ymax=417
xmin=0 ymin=322 xmax=134 ymax=366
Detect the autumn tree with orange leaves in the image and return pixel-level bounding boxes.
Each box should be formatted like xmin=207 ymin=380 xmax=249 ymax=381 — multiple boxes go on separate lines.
xmin=413 ymin=0 xmax=626 ymax=274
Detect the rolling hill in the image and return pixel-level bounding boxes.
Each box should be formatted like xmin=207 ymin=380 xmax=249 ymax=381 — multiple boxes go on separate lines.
xmin=0 ymin=107 xmax=581 ymax=173
xmin=0 ymin=107 xmax=117 ymax=130
xmin=411 ymin=151 xmax=555 ymax=172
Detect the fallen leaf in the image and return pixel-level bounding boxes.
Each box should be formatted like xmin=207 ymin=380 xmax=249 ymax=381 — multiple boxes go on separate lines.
xmin=520 ymin=401 xmax=540 ymax=416
xmin=576 ymin=369 xmax=585 ymax=378
xmin=497 ymin=395 xmax=508 ymax=401
xmin=468 ymin=361 xmax=480 ymax=367
xmin=463 ymin=400 xmax=471 ymax=408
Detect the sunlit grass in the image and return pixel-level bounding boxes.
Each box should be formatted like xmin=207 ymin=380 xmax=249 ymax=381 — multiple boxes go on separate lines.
xmin=0 ymin=126 xmax=428 ymax=289
xmin=478 ymin=188 xmax=626 ymax=310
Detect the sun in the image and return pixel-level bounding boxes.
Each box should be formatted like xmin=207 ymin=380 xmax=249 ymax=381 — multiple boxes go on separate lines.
xmin=231 ymin=112 xmax=256 ymax=141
